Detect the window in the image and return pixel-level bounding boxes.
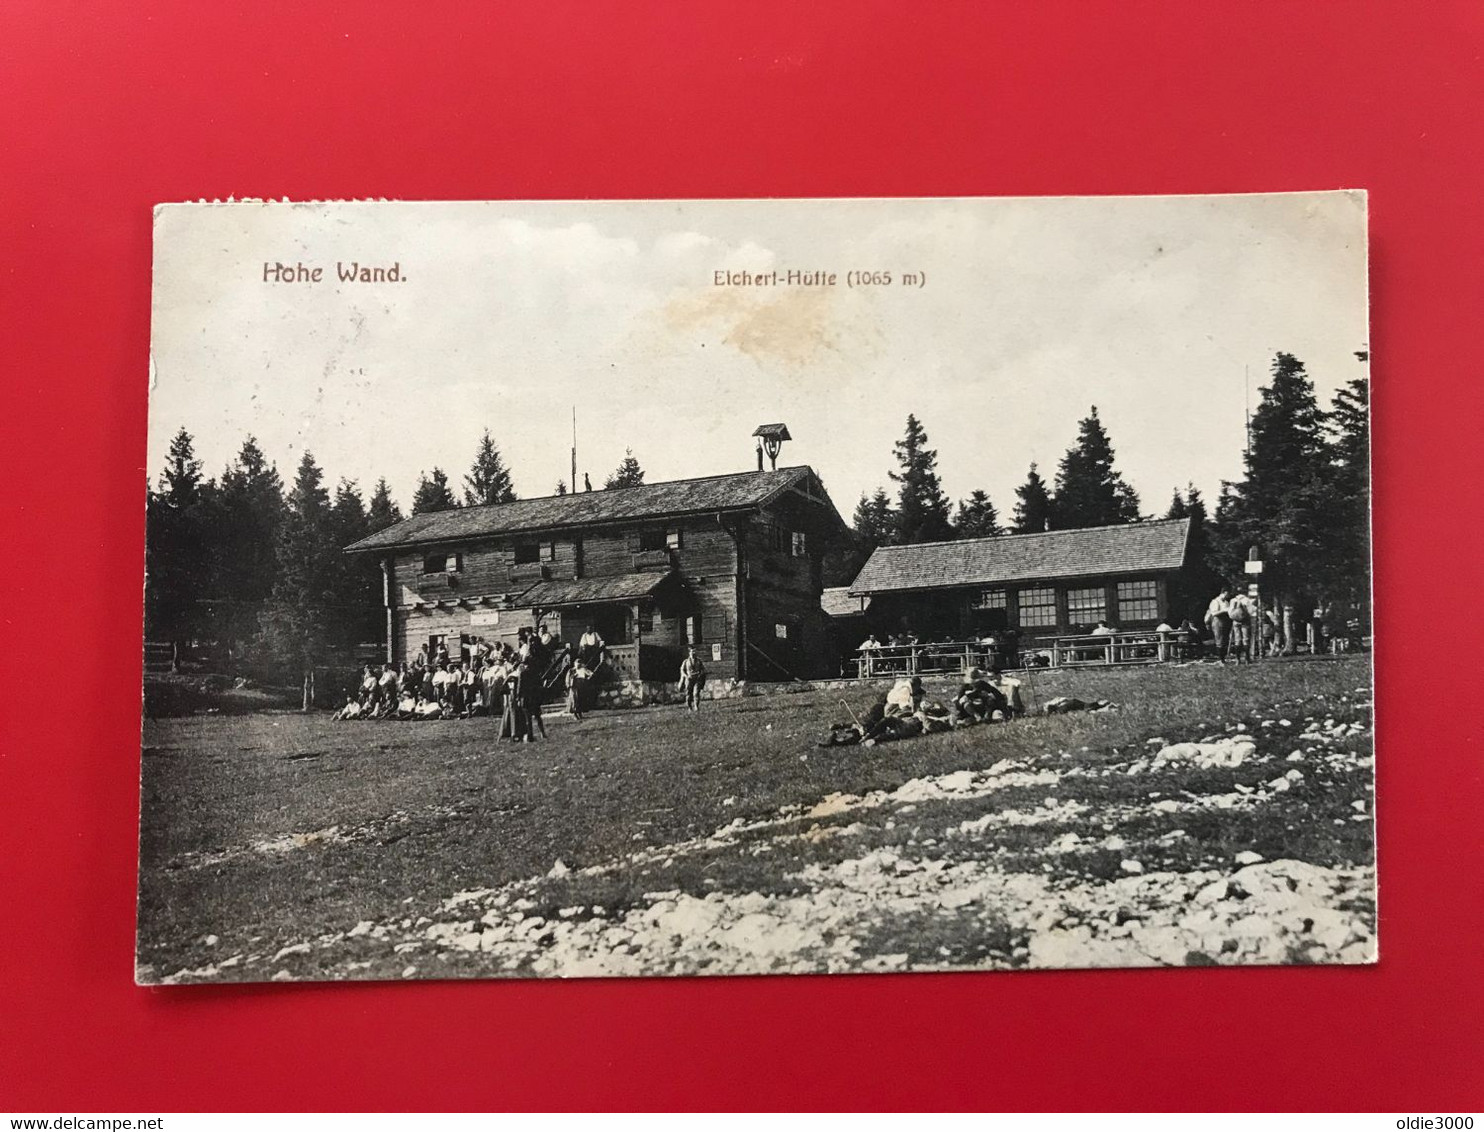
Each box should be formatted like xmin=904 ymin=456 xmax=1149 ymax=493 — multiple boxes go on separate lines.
xmin=1117 ymin=579 xmax=1160 ymax=621
xmin=639 ymin=528 xmax=668 ymax=552
xmin=1067 ymin=586 xmax=1106 ymax=624
xmin=513 ymin=542 xmax=540 ymax=565
xmin=971 ymin=588 xmax=1007 ymax=611
xmin=666 ymin=529 xmax=683 ymax=551
xmin=539 ymin=541 xmax=556 ymax=562
xmin=685 ymin=615 xmax=700 ymax=646
xmin=766 ymin=522 xmax=785 ymax=552
xmin=791 ymin=530 xmax=807 ymax=557
xmin=774 ymin=622 xmax=789 ymax=639
xmin=422 ymin=551 xmax=460 ymax=574
xmin=1017 ymin=587 xmax=1058 ymax=628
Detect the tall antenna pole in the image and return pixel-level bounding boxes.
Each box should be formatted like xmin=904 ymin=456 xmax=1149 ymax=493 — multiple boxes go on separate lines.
xmin=571 ymin=406 xmax=577 ymax=494
xmin=1244 ymin=363 xmax=1252 ymax=464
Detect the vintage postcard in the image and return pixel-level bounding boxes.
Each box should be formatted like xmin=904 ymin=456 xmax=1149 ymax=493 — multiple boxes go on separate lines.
xmin=139 ymin=194 xmax=1374 ymax=984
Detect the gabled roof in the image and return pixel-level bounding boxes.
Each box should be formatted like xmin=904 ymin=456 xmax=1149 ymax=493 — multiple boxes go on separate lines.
xmin=821 ymin=586 xmax=870 ymax=618
xmin=346 ymin=466 xmax=841 ymax=553
xmin=848 ymin=518 xmax=1190 ymax=596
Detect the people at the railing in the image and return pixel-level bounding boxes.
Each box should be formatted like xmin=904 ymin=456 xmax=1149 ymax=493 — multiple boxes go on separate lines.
xmin=1091 ymin=620 xmax=1117 ymax=636
xmin=859 ymin=633 xmax=882 ymax=652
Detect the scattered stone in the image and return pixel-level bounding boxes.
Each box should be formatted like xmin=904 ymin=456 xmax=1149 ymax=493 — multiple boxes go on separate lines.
xmin=1120 ymin=859 xmax=1144 ymax=874
xmin=1234 ymin=850 xmax=1265 ymax=865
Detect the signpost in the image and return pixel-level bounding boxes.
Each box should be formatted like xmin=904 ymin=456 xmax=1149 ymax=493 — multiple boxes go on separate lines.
xmin=1246 ymin=546 xmax=1263 ymax=661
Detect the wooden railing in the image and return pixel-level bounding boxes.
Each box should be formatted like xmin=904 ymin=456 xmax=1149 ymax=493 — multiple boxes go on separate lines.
xmin=1046 ymin=630 xmax=1190 ymax=667
xmin=854 ymin=642 xmax=1008 ymax=678
xmin=853 ymin=631 xmax=1194 ymax=676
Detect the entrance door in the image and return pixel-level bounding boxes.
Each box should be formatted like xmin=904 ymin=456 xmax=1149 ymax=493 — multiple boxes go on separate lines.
xmin=586 ymin=605 xmax=629 ymax=646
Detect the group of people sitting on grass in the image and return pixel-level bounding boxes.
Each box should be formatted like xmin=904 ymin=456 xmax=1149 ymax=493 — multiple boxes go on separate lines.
xmin=332 ymin=623 xmax=611 ymax=740
xmin=819 ymin=666 xmax=1026 ymax=748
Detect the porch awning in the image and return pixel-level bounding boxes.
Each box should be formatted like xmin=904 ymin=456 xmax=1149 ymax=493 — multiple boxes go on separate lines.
xmin=517 ymin=572 xmax=676 ymax=609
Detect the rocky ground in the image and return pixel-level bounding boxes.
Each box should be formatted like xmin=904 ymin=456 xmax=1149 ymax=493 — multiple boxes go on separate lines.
xmin=142 ymin=662 xmax=1375 ymax=983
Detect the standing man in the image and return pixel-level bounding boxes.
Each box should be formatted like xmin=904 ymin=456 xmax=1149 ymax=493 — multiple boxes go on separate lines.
xmin=517 ymin=628 xmax=549 ymax=741
xmin=578 ymin=623 xmax=607 ymax=670
xmin=1227 ymin=590 xmax=1255 ymax=663
xmin=678 ymin=645 xmax=707 ymax=712
xmin=1205 ymin=586 xmax=1234 ymax=661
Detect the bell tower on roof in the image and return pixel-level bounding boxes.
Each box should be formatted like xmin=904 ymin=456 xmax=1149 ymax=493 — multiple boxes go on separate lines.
xmin=752 ymin=423 xmax=792 ymax=471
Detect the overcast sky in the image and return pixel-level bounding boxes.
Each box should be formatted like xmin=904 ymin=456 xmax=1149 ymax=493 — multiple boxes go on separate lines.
xmin=149 ymin=193 xmax=1368 ymax=519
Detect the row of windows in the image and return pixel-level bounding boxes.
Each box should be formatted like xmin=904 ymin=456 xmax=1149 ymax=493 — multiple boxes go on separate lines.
xmin=972 ymin=580 xmax=1161 ymax=626
xmin=423 ymin=541 xmax=560 ymax=573
xmin=421 ymin=524 xmax=808 ymax=575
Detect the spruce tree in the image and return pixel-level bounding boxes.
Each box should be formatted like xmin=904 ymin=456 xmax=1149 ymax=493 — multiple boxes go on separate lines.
xmin=1326 ymin=376 xmax=1371 ymax=612
xmin=604 ymin=449 xmax=646 ymax=489
xmin=160 ymin=426 xmax=205 ymax=504
xmin=327 ymin=479 xmax=382 ymax=649
xmin=212 ymin=436 xmax=285 ymax=651
xmin=1210 ymin=352 xmax=1340 ymax=649
xmin=412 ymin=467 xmax=459 ymax=513
xmin=852 ymin=487 xmax=896 ymax=548
xmin=888 ymin=414 xmax=953 ymax=543
xmin=1164 ymin=484 xmax=1222 ymax=622
xmin=366 ymin=477 xmax=403 ymax=532
xmin=955 ymin=490 xmax=1001 ymax=538
xmin=144 ymin=428 xmax=218 ymax=663
xmin=1052 ymin=406 xmax=1142 ymax=528
xmin=463 ymin=430 xmax=517 ymax=506
xmin=1011 ymin=463 xmax=1053 ymax=534
xmin=260 ymin=451 xmax=336 ymax=707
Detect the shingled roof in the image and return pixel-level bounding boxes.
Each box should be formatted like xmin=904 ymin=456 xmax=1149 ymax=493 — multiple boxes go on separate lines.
xmin=346 ymin=466 xmax=836 ymax=553
xmin=848 ymin=518 xmax=1190 ymax=596
xmin=821 ymin=586 xmax=871 ymax=618
xmin=517 ymin=573 xmax=678 ymax=608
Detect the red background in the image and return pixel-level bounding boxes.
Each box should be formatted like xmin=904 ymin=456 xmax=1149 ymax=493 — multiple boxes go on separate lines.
xmin=2 ymin=1 xmax=1481 ymax=1112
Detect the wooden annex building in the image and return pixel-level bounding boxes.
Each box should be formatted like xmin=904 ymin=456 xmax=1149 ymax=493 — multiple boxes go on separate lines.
xmin=344 ymin=466 xmax=850 ymax=684
xmin=845 ymin=517 xmax=1193 ymax=644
